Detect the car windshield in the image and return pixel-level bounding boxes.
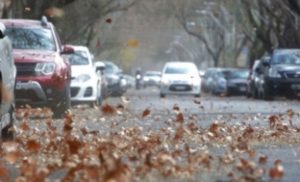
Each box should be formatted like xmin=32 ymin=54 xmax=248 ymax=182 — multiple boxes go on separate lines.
xmin=68 ymin=50 xmax=89 ymax=65
xmin=219 ymin=70 xmax=232 ymax=79
xmin=5 ymin=27 xmax=56 ymax=51
xmin=272 ymin=52 xmax=300 ymax=65
xmin=229 ymin=70 xmax=249 ymax=79
xmin=103 ymin=63 xmax=119 ymax=74
xmin=145 ymin=72 xmax=160 ymax=77
xmin=165 ymin=65 xmax=196 ymax=74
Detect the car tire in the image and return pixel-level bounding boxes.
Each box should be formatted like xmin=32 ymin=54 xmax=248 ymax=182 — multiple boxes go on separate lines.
xmin=53 ymin=86 xmax=71 ymax=118
xmin=160 ymin=93 xmax=166 ymax=98
xmin=262 ymin=84 xmax=273 ymax=101
xmin=2 ymin=106 xmax=15 ymax=141
xmin=246 ymin=91 xmax=251 ymax=98
xmin=90 ymin=84 xmax=102 ymax=107
xmin=253 ymin=88 xmax=259 ymax=99
xmin=194 ymin=94 xmax=201 ymax=97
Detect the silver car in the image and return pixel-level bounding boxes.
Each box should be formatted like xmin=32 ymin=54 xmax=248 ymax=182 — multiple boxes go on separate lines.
xmin=0 ymin=22 xmax=16 ymax=140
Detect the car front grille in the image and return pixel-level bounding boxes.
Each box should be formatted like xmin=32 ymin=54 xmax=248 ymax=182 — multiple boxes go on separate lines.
xmin=71 ymin=87 xmax=80 ymax=97
xmin=84 ymin=87 xmax=93 ymax=97
xmin=16 ymin=63 xmax=37 ymax=76
xmin=15 ymin=90 xmax=41 ymax=102
xmin=236 ymin=83 xmax=247 ymax=87
xmin=285 ymin=72 xmax=300 ymax=79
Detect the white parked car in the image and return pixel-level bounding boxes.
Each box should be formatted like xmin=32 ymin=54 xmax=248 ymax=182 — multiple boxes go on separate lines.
xmin=0 ymin=22 xmax=16 ymax=140
xmin=68 ymin=46 xmax=104 ymax=106
xmin=143 ymin=71 xmax=161 ymax=88
xmin=160 ymin=62 xmax=201 ymax=97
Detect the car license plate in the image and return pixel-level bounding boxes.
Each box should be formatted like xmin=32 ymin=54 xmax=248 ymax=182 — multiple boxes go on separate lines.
xmin=16 ymin=82 xmax=28 ymax=90
xmin=175 ymin=86 xmax=186 ymax=90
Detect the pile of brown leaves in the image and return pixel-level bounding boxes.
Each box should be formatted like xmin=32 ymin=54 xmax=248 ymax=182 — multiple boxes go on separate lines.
xmin=0 ymin=105 xmax=299 ymax=181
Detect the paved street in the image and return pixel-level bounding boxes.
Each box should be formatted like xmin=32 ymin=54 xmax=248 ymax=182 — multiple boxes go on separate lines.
xmin=66 ymin=88 xmax=300 ymax=181
xmin=12 ymin=88 xmax=300 ymax=181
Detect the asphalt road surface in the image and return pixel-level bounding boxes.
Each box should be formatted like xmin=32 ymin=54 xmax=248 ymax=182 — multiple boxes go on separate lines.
xmin=97 ymin=88 xmax=300 ymax=182
xmin=16 ymin=87 xmax=300 ymax=181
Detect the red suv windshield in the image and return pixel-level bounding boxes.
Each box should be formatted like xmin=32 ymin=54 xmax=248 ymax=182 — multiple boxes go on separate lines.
xmin=5 ymin=27 xmax=56 ymax=51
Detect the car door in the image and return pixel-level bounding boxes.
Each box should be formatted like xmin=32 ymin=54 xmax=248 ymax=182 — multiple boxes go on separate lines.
xmin=0 ymin=27 xmax=16 ymax=116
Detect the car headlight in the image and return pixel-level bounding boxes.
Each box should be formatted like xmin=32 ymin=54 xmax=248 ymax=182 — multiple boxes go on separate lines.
xmin=161 ymin=78 xmax=169 ymax=85
xmin=218 ymin=78 xmax=227 ymax=86
xmin=269 ymin=69 xmax=281 ymax=78
xmin=120 ymin=78 xmax=127 ymax=87
xmin=35 ymin=62 xmax=56 ymax=75
xmin=75 ymin=74 xmax=91 ymax=82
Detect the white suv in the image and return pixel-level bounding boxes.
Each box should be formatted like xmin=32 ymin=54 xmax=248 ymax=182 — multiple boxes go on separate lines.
xmin=0 ymin=22 xmax=16 ymax=140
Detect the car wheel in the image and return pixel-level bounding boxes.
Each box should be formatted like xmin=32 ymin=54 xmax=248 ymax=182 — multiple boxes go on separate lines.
xmin=96 ymin=83 xmax=102 ymax=105
xmin=253 ymin=88 xmax=259 ymax=99
xmin=262 ymin=84 xmax=273 ymax=101
xmin=2 ymin=106 xmax=15 ymax=141
xmin=160 ymin=93 xmax=166 ymax=98
xmin=246 ymin=91 xmax=251 ymax=98
xmin=194 ymin=94 xmax=201 ymax=97
xmin=53 ymin=86 xmax=71 ymax=118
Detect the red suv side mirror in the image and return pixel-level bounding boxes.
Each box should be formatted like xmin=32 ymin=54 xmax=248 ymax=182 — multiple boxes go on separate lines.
xmin=61 ymin=45 xmax=74 ymax=54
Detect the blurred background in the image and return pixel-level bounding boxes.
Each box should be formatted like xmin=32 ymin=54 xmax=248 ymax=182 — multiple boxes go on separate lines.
xmin=1 ymin=0 xmax=300 ymax=73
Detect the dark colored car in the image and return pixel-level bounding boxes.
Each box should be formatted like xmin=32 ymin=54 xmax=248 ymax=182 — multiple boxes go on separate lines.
xmin=257 ymin=49 xmax=300 ymax=100
xmin=0 ymin=22 xmax=16 ymax=140
xmin=1 ymin=17 xmax=73 ymax=117
xmin=102 ymin=61 xmax=127 ymax=97
xmin=226 ymin=69 xmax=249 ymax=96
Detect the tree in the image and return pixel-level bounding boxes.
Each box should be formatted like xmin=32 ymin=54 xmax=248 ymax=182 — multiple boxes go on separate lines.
xmin=174 ymin=0 xmax=247 ymax=67
xmin=238 ymin=0 xmax=300 ymax=67
xmin=6 ymin=0 xmax=139 ymax=45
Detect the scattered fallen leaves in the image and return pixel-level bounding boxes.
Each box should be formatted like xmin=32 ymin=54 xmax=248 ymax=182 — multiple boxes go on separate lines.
xmin=0 ymin=105 xmax=297 ymax=181
xmin=27 ymin=139 xmax=41 ymax=153
xmin=106 ymin=18 xmax=112 ymax=24
xmin=101 ymin=104 xmax=116 ymax=115
xmin=142 ymin=108 xmax=151 ymax=118
xmin=269 ymin=160 xmax=284 ymax=180
xmin=175 ymin=112 xmax=184 ymax=123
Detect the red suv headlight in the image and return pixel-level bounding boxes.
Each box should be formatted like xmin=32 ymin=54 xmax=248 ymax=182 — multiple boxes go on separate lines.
xmin=35 ymin=62 xmax=56 ymax=75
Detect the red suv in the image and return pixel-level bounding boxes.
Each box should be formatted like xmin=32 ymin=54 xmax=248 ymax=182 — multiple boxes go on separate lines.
xmin=1 ymin=17 xmax=73 ymax=117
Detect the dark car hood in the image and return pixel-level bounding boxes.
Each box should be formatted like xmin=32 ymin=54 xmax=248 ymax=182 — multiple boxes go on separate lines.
xmin=13 ymin=49 xmax=57 ymax=63
xmin=273 ymin=64 xmax=300 ymax=72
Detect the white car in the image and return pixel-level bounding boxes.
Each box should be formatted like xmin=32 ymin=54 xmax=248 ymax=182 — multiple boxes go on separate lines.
xmin=160 ymin=62 xmax=201 ymax=97
xmin=68 ymin=46 xmax=104 ymax=106
xmin=0 ymin=22 xmax=16 ymax=140
xmin=143 ymin=71 xmax=161 ymax=88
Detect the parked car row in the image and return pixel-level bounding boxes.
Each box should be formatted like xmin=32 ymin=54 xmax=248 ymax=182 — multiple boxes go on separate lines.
xmin=202 ymin=68 xmax=249 ymax=96
xmin=247 ymin=49 xmax=300 ymax=100
xmin=0 ymin=16 xmax=129 ymax=125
